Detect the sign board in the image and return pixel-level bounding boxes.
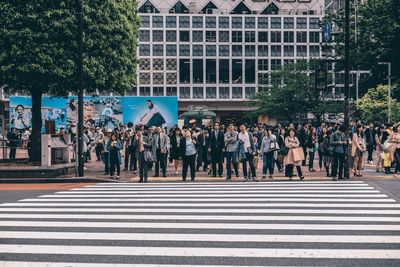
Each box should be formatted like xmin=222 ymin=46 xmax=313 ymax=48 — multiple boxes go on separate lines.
xmin=323 ymin=22 xmax=331 ymax=42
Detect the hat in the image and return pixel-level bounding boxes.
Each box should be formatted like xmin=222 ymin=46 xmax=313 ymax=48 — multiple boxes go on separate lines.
xmin=107 ymin=129 xmax=112 ymax=133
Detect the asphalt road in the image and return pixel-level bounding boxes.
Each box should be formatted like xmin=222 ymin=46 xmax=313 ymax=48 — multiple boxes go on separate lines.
xmin=0 ymin=180 xmax=400 ymax=266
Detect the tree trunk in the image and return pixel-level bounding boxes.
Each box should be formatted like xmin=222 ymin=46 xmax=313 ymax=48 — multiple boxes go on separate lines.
xmin=29 ymin=88 xmax=42 ymax=163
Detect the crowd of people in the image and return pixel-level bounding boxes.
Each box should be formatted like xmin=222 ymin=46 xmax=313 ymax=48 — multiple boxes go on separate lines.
xmin=71 ymin=119 xmax=400 ymax=182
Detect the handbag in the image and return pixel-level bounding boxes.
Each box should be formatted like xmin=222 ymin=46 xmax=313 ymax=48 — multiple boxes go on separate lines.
xmin=293 ymin=147 xmax=305 ymax=162
xmin=144 ymin=150 xmax=155 ymax=164
xmin=269 ymin=140 xmax=279 ymax=152
xmin=280 ymin=146 xmax=289 ymax=156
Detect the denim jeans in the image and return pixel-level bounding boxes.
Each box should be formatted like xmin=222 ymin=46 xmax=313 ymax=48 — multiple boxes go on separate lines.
xmin=226 ymin=152 xmax=238 ymax=178
xmin=262 ymin=151 xmax=275 ymax=176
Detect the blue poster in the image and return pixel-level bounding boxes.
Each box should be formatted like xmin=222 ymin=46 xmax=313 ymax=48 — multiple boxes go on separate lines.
xmin=41 ymin=97 xmax=67 ymax=132
xmin=123 ymin=97 xmax=178 ymax=128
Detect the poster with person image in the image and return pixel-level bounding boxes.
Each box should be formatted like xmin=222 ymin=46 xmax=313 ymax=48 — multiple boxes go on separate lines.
xmin=123 ymin=97 xmax=178 ymax=128
xmin=41 ymin=97 xmax=67 ymax=132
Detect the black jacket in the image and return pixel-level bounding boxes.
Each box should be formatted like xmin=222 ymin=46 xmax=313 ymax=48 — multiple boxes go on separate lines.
xmin=210 ymin=130 xmax=224 ymax=151
xmin=179 ymin=137 xmax=199 ymax=157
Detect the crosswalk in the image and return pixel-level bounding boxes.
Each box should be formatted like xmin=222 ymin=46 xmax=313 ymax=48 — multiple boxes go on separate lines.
xmin=0 ymin=181 xmax=399 ymax=266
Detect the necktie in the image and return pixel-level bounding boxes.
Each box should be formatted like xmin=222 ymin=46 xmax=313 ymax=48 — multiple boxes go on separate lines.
xmin=139 ymin=137 xmax=142 ymax=152
xmin=158 ymin=134 xmax=161 ymax=149
xmin=215 ymin=131 xmax=218 ymax=140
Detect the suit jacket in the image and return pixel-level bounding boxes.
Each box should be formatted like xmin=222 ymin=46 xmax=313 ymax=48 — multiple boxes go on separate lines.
xmin=330 ymin=131 xmax=345 ymax=154
xmin=152 ymin=132 xmax=168 ymax=154
xmin=210 ymin=130 xmax=224 ymax=151
xmin=364 ymin=128 xmax=376 ymax=147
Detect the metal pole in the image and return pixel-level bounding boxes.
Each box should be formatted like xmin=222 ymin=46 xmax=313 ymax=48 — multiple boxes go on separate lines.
xmin=388 ymin=62 xmax=391 ymax=123
xmin=344 ymin=0 xmax=351 ymax=179
xmin=356 ymin=71 xmax=359 ymax=107
xmin=77 ymin=0 xmax=84 ymax=177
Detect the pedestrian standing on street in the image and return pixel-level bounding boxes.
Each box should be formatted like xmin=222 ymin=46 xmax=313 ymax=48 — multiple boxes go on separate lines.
xmin=137 ymin=127 xmax=152 ymax=183
xmin=260 ymin=128 xmax=277 ymax=179
xmin=123 ymin=130 xmax=131 ymax=171
xmin=170 ymin=127 xmax=183 ymax=175
xmin=250 ymin=135 xmax=260 ymax=177
xmin=276 ymin=128 xmax=285 ymax=172
xmin=153 ymin=126 xmax=168 ymax=177
xmin=210 ymin=122 xmax=225 ymax=177
xmin=7 ymin=128 xmax=19 ymax=160
xmin=352 ymin=125 xmax=366 ymax=177
xmin=317 ymin=127 xmax=327 ymax=172
xmin=180 ymin=130 xmax=198 ymax=181
xmin=225 ymin=123 xmax=239 ymax=180
xmin=102 ymin=129 xmax=112 ymax=175
xmin=330 ymin=126 xmax=347 ymax=180
xmin=321 ymin=130 xmax=334 ymax=177
xmin=375 ymin=126 xmax=385 ymax=172
xmin=284 ymin=129 xmax=304 ymax=180
xmin=390 ymin=125 xmax=400 ymax=178
xmin=307 ymin=127 xmax=317 ymax=172
xmin=364 ymin=123 xmax=376 ymax=164
xmin=107 ymin=133 xmax=122 ymax=180
xmin=237 ymin=124 xmax=258 ymax=182
xmin=382 ymin=123 xmax=394 ymax=174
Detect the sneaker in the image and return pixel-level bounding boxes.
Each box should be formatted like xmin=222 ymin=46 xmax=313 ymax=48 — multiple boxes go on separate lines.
xmin=116 ymin=176 xmax=120 ymax=180
xmin=252 ymin=177 xmax=259 ymax=182
xmin=269 ymin=176 xmax=273 ymax=179
xmin=243 ymin=177 xmax=248 ymax=182
xmin=262 ymin=176 xmax=266 ymax=179
xmin=300 ymin=176 xmax=305 ymax=180
xmin=134 ymin=170 xmax=137 ymax=174
xmin=226 ymin=176 xmax=231 ymax=180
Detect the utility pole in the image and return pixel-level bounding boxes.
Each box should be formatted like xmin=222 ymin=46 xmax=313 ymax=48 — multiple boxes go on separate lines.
xmin=378 ymin=62 xmax=392 ymax=123
xmin=77 ymin=0 xmax=84 ymax=177
xmin=344 ymin=0 xmax=351 ymax=179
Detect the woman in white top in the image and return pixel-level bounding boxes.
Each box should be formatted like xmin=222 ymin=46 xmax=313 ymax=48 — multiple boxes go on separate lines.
xmin=352 ymin=125 xmax=366 ymax=177
xmin=284 ymin=129 xmax=304 ymax=180
xmin=390 ymin=125 xmax=400 ymax=178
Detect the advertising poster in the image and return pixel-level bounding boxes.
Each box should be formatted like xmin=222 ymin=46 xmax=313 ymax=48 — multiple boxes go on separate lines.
xmin=41 ymin=97 xmax=67 ymax=132
xmin=9 ymin=96 xmax=32 ymax=132
xmin=123 ymin=97 xmax=178 ymax=128
xmin=67 ymin=96 xmax=123 ymax=130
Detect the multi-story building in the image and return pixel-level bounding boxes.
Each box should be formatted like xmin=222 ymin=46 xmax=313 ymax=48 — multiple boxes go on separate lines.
xmin=135 ymin=0 xmax=327 ymax=122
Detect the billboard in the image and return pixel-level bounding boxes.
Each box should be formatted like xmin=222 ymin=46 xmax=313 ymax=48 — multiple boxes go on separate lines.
xmin=123 ymin=97 xmax=178 ymax=128
xmin=41 ymin=97 xmax=67 ymax=132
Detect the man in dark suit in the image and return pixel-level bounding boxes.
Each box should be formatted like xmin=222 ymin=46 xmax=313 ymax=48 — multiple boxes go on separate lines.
xmin=197 ymin=127 xmax=211 ymax=171
xmin=210 ymin=122 xmax=224 ymax=177
xmin=152 ymin=126 xmax=168 ymax=177
xmin=137 ymin=126 xmax=153 ymax=183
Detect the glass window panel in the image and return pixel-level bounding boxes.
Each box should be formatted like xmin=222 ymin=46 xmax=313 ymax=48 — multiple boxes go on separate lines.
xmin=219 ymin=45 xmax=229 ymax=57
xmin=219 ymin=31 xmax=229 ymax=42
xmin=284 ymin=45 xmax=294 ymax=57
xmin=296 ymin=31 xmax=307 ymax=43
xmin=206 ymin=59 xmax=216 ymax=84
xmin=166 ymin=73 xmax=177 ymax=84
xmin=271 ymin=59 xmax=282 ymax=70
xmin=297 ymin=45 xmax=307 ymax=57
xmin=192 ymin=45 xmax=203 ymax=56
xmin=309 ymin=18 xmax=319 ymax=29
xmin=258 ymin=31 xmax=268 ymax=42
xmin=245 ymin=45 xmax=255 ymax=57
xmin=206 ymin=87 xmax=216 ymax=99
xmin=219 ymin=59 xmax=229 ymax=84
xmin=179 ymin=16 xmax=190 ymax=28
xmin=139 ymin=58 xmax=150 ymax=70
xmin=152 ymin=44 xmax=163 ymax=56
xmin=258 ymin=17 xmax=268 ymax=28
xmin=219 ymin=87 xmax=230 ymax=99
xmin=310 ymin=45 xmax=320 ymax=57
xmin=152 ymin=16 xmax=163 ymax=28
xmin=232 ymin=87 xmax=243 ymax=99
xmin=140 ymin=87 xmax=150 ymax=96
xmin=258 ymin=59 xmax=268 ymax=71
xmin=139 ymin=30 xmax=150 ymax=42
xmin=245 ymin=60 xmax=255 ymax=84
xmin=166 ymin=16 xmax=176 ymax=28
xmin=193 ymin=87 xmax=204 ymax=99
xmin=192 ymin=16 xmax=203 ymax=28
xmin=139 ymin=73 xmax=150 ymax=84
xmin=245 ymin=17 xmax=255 ymax=28
xmin=232 ymin=31 xmax=242 ymax=42
xmin=179 ymin=59 xmax=190 ymax=83
xmin=153 ymin=73 xmax=164 ymax=84
xmin=139 ymin=44 xmax=150 ymax=56
xmin=297 ymin=17 xmax=307 ymax=29
xmin=271 ymin=31 xmax=281 ymax=42
xmin=193 ymin=59 xmax=203 ymax=83
xmin=140 ymin=16 xmax=150 ymax=28
xmin=284 ymin=31 xmax=294 ymax=43
xmin=205 ymin=31 xmax=216 ymax=42
xmin=258 ymin=45 xmax=268 ymax=57
xmin=166 ymin=30 xmax=176 ymax=42
xmin=192 ymin=31 xmax=203 ymax=42
xmin=152 ymin=30 xmax=163 ymax=42
xmin=245 ymin=31 xmax=255 ymax=42
xmin=180 ymin=30 xmax=190 ymax=42
xmin=166 ymin=87 xmax=177 ymax=96
xmin=153 ymin=87 xmax=164 ymax=96
xmin=206 ymin=17 xmax=216 ymax=28
xmin=271 ymin=45 xmax=281 ymax=57
xmin=219 ymin=17 xmax=229 ymax=28
xmin=232 ymin=45 xmax=242 ymax=56
xmin=232 ymin=59 xmax=242 ymax=84
xmin=284 ymin=17 xmax=294 ymax=29
xmin=232 ymin=17 xmax=242 ymax=28
xmin=206 ymin=45 xmax=216 ymax=56
xmin=166 ymin=44 xmax=177 ymax=56
xmin=153 ymin=58 xmax=163 ymax=70
xmin=271 ymin=17 xmax=281 ymax=29
xmin=309 ymin=32 xmax=320 ymax=43
xmin=179 ymin=87 xmax=190 ymax=99
xmin=179 ymin=45 xmax=190 ymax=56
xmin=245 ymin=87 xmax=255 ymax=98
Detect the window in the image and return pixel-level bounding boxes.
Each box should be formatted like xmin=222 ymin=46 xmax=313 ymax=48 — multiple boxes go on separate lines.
xmin=271 ymin=59 xmax=281 ymax=70
xmin=139 ymin=30 xmax=150 ymax=42
xmin=219 ymin=17 xmax=229 ymax=28
xmin=193 ymin=59 xmax=203 ymax=83
xmin=179 ymin=59 xmax=190 ymax=83
xmin=166 ymin=87 xmax=177 ymax=96
xmin=192 ymin=45 xmax=203 ymax=56
xmin=166 ymin=59 xmax=176 ymax=70
xmin=206 ymin=87 xmax=216 ymax=99
xmin=284 ymin=59 xmax=294 ymax=65
xmin=245 ymin=31 xmax=255 ymax=42
xmin=245 ymin=87 xmax=255 ymax=98
xmin=219 ymin=31 xmax=229 ymax=42
xmin=192 ymin=16 xmax=203 ymax=28
xmin=310 ymin=45 xmax=320 ymax=57
xmin=309 ymin=18 xmax=319 ymax=29
xmin=152 ymin=16 xmax=163 ymax=28
xmin=271 ymin=45 xmax=281 ymax=57
xmin=179 ymin=87 xmax=190 ymax=99
xmin=139 ymin=44 xmax=150 ymax=56
xmin=258 ymin=59 xmax=268 ymax=71
xmin=284 ymin=31 xmax=294 ymax=43
xmin=258 ymin=17 xmax=268 ymax=28
xmin=127 ymin=87 xmax=137 ymax=96
xmin=166 ymin=44 xmax=177 ymax=56
xmin=206 ymin=59 xmax=216 ymax=84
xmin=284 ymin=45 xmax=294 ymax=57
xmin=166 ymin=16 xmax=176 ymax=28
xmin=271 ymin=31 xmax=281 ymax=42
xmin=140 ymin=16 xmax=150 ymax=27
xmin=179 ymin=16 xmax=190 ymax=28
xmin=139 ymin=73 xmax=150 ymax=84
xmin=232 ymin=87 xmax=243 ymax=99
xmin=153 ymin=87 xmax=164 ymax=96
xmin=193 ymin=87 xmax=204 ymax=99
xmin=153 ymin=30 xmax=163 ymax=42
xmin=297 ymin=17 xmax=307 ymax=29
xmin=219 ymin=87 xmax=230 ymax=99
xmin=271 ymin=17 xmax=281 ymax=29
xmin=166 ymin=73 xmax=177 ymax=84
xmin=297 ymin=31 xmax=307 ymax=43
xmin=309 ymin=32 xmax=320 ymax=43
xmin=166 ymin=30 xmax=176 ymax=42
xmin=206 ymin=17 xmax=216 ymax=28
xmin=232 ymin=31 xmax=242 ymax=42
xmin=193 ymin=31 xmax=203 ymax=42
xmin=206 ymin=45 xmax=216 ymax=56
xmin=179 ymin=45 xmax=190 ymax=56
xmin=297 ymin=45 xmax=307 ymax=57
xmin=153 ymin=73 xmax=164 ymax=84
xmin=139 ymin=58 xmax=150 ymax=70
xmin=245 ymin=17 xmax=255 ymax=28
xmin=258 ymin=32 xmax=268 ymax=42
xmin=258 ymin=45 xmax=268 ymax=57
xmin=153 ymin=58 xmax=163 ymax=70
xmin=245 ymin=60 xmax=255 ymax=84
xmin=258 ymin=73 xmax=268 ymax=85
xmin=219 ymin=59 xmax=229 ymax=84
xmin=140 ymin=87 xmax=150 ymax=96
xmin=153 ymin=44 xmax=163 ymax=56
xmin=245 ymin=45 xmax=255 ymax=57
xmin=232 ymin=59 xmax=242 ymax=84
xmin=205 ymin=31 xmax=216 ymax=42
xmin=219 ymin=45 xmax=229 ymax=56
xmin=180 ymin=31 xmax=189 ymax=42
xmin=232 ymin=17 xmax=242 ymax=28
xmin=284 ymin=17 xmax=294 ymax=29
xmin=232 ymin=45 xmax=242 ymax=56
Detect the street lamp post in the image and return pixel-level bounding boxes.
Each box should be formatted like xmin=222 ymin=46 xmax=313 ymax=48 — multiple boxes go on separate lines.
xmin=77 ymin=0 xmax=84 ymax=177
xmin=344 ymin=0 xmax=351 ymax=179
xmin=378 ymin=62 xmax=392 ymax=123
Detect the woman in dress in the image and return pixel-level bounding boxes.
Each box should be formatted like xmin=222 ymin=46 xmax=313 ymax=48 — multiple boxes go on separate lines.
xmin=283 ymin=128 xmax=304 ymax=180
xmin=170 ymin=127 xmax=183 ymax=175
xmin=352 ymin=125 xmax=366 ymax=177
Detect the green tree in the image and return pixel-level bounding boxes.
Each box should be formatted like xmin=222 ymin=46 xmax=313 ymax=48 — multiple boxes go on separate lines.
xmin=0 ymin=1 xmax=140 ymax=162
xmin=251 ymin=61 xmax=342 ymax=123
xmin=356 ymin=84 xmax=400 ymax=123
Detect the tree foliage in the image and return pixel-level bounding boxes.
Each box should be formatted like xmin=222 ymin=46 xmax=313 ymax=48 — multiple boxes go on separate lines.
xmin=356 ymin=84 xmax=400 ymax=124
xmin=0 ymin=0 xmax=140 ymax=162
xmin=250 ymin=61 xmax=342 ymax=123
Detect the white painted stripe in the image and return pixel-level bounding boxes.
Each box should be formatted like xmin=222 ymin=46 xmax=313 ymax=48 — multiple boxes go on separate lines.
xmin=1 ymin=245 xmax=400 ymax=259
xmin=0 ymin=213 xmax=399 ymax=222
xmin=1 ymin=231 xmax=399 ymax=243
xmin=0 ymin=262 xmax=268 ymax=267
xmin=1 ymin=207 xmax=399 ymax=215
xmin=3 ymin=202 xmax=399 ymax=208
xmin=58 ymin=190 xmax=380 ymax=194
xmin=70 ymin=187 xmax=376 ymax=191
xmin=74 ymin=185 xmax=373 ymax=189
xmin=32 ymin=197 xmax=396 ymax=202
xmin=26 ymin=193 xmax=390 ymax=198
xmin=0 ymin=221 xmax=398 ymax=231
xmin=88 ymin=183 xmax=370 ymax=187
xmin=91 ymin=181 xmax=366 ymax=185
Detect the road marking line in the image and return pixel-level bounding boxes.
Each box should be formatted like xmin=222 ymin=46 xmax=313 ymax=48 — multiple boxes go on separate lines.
xmin=58 ymin=190 xmax=381 ymax=194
